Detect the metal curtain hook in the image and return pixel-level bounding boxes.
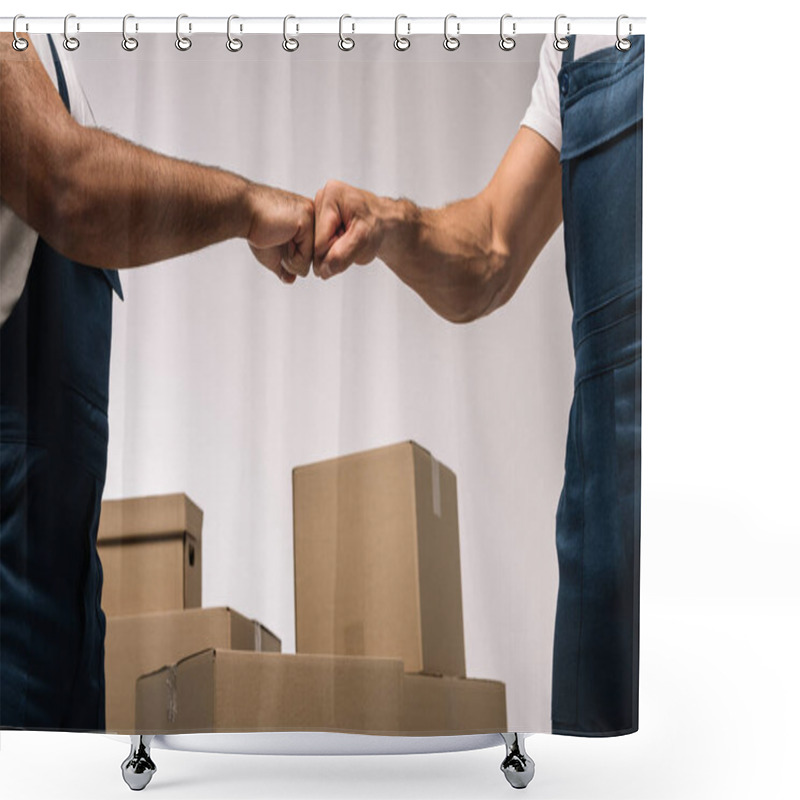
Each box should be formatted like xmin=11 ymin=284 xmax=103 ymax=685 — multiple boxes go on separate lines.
xmin=12 ymin=14 xmax=29 ymax=51
xmin=63 ymin=14 xmax=80 ymax=51
xmin=282 ymin=15 xmax=299 ymax=52
xmin=226 ymin=14 xmax=243 ymax=51
xmin=175 ymin=13 xmax=192 ymax=51
xmin=394 ymin=14 xmax=410 ymax=51
xmin=122 ymin=14 xmax=139 ymax=51
xmin=339 ymin=14 xmax=355 ymax=51
xmin=499 ymin=14 xmax=516 ymax=51
xmin=553 ymin=14 xmax=570 ymax=51
xmin=616 ymin=14 xmax=632 ymax=51
xmin=443 ymin=14 xmax=460 ymax=51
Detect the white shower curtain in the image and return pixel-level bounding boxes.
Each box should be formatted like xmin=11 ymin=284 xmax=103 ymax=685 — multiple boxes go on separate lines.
xmin=2 ymin=24 xmax=642 ymax=740
xmin=88 ymin=32 xmax=572 ymax=733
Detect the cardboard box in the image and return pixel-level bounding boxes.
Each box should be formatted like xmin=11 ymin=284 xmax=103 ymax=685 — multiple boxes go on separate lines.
xmin=105 ymin=606 xmax=280 ymax=733
xmin=293 ymin=441 xmax=466 ymax=677
xmin=402 ymin=674 xmax=507 ymax=735
xmin=98 ymin=493 xmax=202 ymax=617
xmin=135 ymin=649 xmax=405 ymax=734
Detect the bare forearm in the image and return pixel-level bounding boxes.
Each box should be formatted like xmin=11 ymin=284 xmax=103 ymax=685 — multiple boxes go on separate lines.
xmin=1 ymin=36 xmax=313 ymax=280
xmin=42 ymin=126 xmax=254 ymax=269
xmin=313 ymin=130 xmax=562 ymax=323
xmin=375 ymin=194 xmax=508 ymax=323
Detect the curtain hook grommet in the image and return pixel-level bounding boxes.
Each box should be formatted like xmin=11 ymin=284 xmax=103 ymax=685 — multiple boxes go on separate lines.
xmin=499 ymin=14 xmax=516 ymax=51
xmin=122 ymin=14 xmax=139 ymax=51
xmin=282 ymin=15 xmax=299 ymax=52
xmin=12 ymin=14 xmax=29 ymax=51
xmin=338 ymin=14 xmax=355 ymax=51
xmin=443 ymin=14 xmax=460 ymax=51
xmin=394 ymin=14 xmax=410 ymax=51
xmin=63 ymin=13 xmax=80 ymax=51
xmin=553 ymin=14 xmax=570 ymax=51
xmin=175 ymin=14 xmax=192 ymax=51
xmin=226 ymin=14 xmax=243 ymax=52
xmin=616 ymin=14 xmax=632 ymax=51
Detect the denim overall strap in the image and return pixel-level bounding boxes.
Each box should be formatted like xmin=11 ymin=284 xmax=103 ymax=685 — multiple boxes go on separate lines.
xmin=551 ymin=35 xmax=644 ymax=736
xmin=561 ymin=34 xmax=576 ymax=66
xmin=0 ymin=36 xmax=117 ymax=729
xmin=46 ymin=34 xmax=70 ymax=112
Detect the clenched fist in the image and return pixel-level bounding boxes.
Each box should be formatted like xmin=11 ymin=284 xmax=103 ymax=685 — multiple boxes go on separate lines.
xmin=313 ymin=180 xmax=387 ymax=280
xmin=246 ymin=185 xmax=315 ymax=283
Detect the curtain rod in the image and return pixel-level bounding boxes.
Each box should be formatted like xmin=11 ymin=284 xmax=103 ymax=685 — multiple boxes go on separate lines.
xmin=0 ymin=16 xmax=646 ymax=37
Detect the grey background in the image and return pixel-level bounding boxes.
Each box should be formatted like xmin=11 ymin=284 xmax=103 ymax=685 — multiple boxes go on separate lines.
xmin=71 ymin=33 xmax=573 ymax=733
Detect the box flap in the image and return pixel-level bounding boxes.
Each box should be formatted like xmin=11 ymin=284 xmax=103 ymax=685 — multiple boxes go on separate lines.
xmin=135 ymin=648 xmax=216 ymax=733
xmin=98 ymin=493 xmax=203 ymax=544
xmin=135 ymin=647 xmax=217 ymax=682
xmin=175 ymin=647 xmax=217 ymax=669
xmin=109 ymin=606 xmax=230 ymax=624
xmin=292 ymin=440 xmax=424 ymax=475
xmin=248 ymin=618 xmax=282 ymax=653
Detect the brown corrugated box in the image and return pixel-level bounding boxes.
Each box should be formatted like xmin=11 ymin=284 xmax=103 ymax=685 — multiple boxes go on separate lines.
xmin=401 ymin=674 xmax=507 ymax=735
xmin=134 ymin=649 xmax=506 ymax=736
xmin=135 ymin=649 xmax=405 ymax=734
xmin=98 ymin=493 xmax=202 ymax=617
xmin=105 ymin=606 xmax=280 ymax=733
xmin=293 ymin=441 xmax=466 ymax=677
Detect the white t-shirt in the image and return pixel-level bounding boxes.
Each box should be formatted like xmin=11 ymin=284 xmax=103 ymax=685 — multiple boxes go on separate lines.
xmin=0 ymin=35 xmax=96 ymax=326
xmin=520 ymin=35 xmax=617 ymax=152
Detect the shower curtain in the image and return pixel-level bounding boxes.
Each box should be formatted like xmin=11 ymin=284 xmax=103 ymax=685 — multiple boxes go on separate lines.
xmin=0 ymin=27 xmax=643 ymax=740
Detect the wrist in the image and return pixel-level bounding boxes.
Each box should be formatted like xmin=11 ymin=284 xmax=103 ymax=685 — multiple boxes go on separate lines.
xmin=241 ymin=180 xmax=263 ymax=243
xmin=375 ymin=196 xmax=417 ymax=261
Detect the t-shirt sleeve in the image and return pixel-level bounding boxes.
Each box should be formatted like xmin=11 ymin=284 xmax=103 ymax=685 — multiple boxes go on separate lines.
xmin=62 ymin=59 xmax=97 ymax=128
xmin=520 ymin=37 xmax=562 ymax=152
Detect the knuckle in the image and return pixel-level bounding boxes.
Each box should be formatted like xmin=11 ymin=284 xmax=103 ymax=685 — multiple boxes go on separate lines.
xmin=353 ymin=222 xmax=368 ymax=248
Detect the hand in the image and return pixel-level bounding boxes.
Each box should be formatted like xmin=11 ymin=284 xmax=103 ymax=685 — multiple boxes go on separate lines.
xmin=247 ymin=185 xmax=315 ymax=283
xmin=313 ymin=180 xmax=385 ymax=280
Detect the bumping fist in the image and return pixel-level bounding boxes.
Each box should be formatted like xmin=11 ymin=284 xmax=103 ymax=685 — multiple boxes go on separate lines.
xmin=247 ymin=185 xmax=315 ymax=283
xmin=313 ymin=180 xmax=385 ymax=280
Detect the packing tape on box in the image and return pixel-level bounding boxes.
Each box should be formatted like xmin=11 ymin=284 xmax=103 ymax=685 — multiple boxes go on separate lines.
xmin=254 ymin=623 xmax=262 ymax=651
xmin=431 ymin=457 xmax=442 ymax=518
xmin=166 ymin=665 xmax=178 ymax=723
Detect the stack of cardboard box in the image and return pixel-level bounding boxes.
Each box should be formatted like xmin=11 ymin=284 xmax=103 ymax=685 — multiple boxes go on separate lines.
xmin=99 ymin=493 xmax=281 ymax=733
xmin=128 ymin=441 xmax=506 ymax=735
xmin=292 ymin=441 xmax=507 ymax=735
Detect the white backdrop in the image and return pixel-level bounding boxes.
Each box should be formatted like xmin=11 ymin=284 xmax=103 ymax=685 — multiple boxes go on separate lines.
xmin=2 ymin=1 xmax=799 ymax=799
xmin=76 ymin=32 xmax=573 ymax=732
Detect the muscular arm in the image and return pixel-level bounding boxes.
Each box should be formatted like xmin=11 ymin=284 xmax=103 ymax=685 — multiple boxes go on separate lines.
xmin=313 ymin=126 xmax=562 ymax=322
xmin=0 ymin=34 xmax=312 ymax=278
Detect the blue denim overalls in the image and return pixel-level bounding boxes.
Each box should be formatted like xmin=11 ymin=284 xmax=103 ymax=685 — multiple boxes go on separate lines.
xmin=0 ymin=37 xmax=123 ymax=730
xmin=552 ymin=36 xmax=643 ymax=736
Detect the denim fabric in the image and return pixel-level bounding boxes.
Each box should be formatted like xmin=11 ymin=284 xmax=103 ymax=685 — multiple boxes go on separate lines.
xmin=0 ymin=37 xmax=114 ymax=730
xmin=552 ymin=35 xmax=643 ymax=736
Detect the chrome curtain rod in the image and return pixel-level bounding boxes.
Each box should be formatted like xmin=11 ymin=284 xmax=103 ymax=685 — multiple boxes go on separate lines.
xmin=0 ymin=16 xmax=646 ymax=37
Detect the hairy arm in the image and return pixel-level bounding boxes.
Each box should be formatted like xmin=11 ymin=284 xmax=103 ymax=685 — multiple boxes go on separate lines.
xmin=0 ymin=34 xmax=312 ymax=278
xmin=313 ymin=126 xmax=562 ymax=322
